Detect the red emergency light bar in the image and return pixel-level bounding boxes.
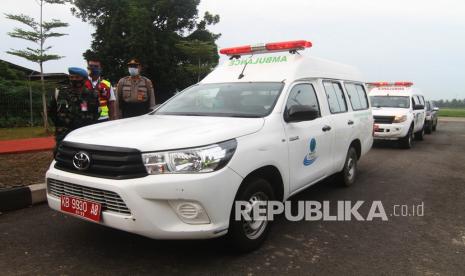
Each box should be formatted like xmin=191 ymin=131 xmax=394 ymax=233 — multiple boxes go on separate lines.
xmin=219 ymin=40 xmax=313 ymax=56
xmin=367 ymin=82 xmax=414 ymax=87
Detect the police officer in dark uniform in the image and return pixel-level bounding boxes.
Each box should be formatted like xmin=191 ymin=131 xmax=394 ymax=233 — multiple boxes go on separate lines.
xmin=48 ymin=67 xmax=100 ymax=152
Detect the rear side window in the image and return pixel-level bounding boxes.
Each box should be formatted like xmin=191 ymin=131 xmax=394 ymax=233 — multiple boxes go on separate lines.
xmin=345 ymin=83 xmax=369 ymax=110
xmin=419 ymin=96 xmax=425 ymax=105
xmin=285 ymin=83 xmax=320 ymax=116
xmin=323 ymin=81 xmax=347 ymax=113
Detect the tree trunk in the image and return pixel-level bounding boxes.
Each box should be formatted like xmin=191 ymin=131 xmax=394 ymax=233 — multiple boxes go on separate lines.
xmin=197 ymin=58 xmax=201 ymax=82
xmin=40 ymin=62 xmax=49 ymax=130
xmin=39 ymin=0 xmax=49 ymax=131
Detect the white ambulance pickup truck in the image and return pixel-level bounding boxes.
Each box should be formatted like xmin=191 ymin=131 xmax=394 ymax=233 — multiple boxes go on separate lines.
xmin=368 ymin=82 xmax=426 ymax=148
xmin=46 ymin=40 xmax=373 ymax=252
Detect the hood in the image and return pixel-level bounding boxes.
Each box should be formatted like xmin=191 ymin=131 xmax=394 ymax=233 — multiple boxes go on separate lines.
xmin=372 ymin=107 xmax=410 ymax=117
xmin=64 ymin=115 xmax=264 ymax=152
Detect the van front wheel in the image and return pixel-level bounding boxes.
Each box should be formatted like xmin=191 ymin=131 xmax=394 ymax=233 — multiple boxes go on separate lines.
xmin=415 ymin=125 xmax=425 ymax=140
xmin=400 ymin=126 xmax=414 ymax=149
xmin=338 ymin=147 xmax=358 ymax=187
xmin=227 ymin=178 xmax=275 ymax=253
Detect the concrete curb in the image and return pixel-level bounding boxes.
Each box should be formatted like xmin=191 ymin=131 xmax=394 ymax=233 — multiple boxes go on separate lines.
xmin=0 ymin=183 xmax=46 ymax=212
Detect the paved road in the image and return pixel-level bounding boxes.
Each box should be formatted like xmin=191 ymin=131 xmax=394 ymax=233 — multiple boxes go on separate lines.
xmin=1 ymin=120 xmax=465 ymax=275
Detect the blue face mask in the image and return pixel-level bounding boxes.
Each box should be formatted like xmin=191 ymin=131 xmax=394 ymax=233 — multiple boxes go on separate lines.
xmin=91 ymin=68 xmax=102 ymax=77
xmin=129 ymin=68 xmax=139 ymax=76
xmin=88 ymin=66 xmax=102 ymax=77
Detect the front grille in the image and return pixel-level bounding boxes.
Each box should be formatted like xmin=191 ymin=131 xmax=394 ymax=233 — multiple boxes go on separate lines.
xmin=374 ymin=115 xmax=395 ymax=124
xmin=47 ymin=178 xmax=131 ymax=215
xmin=55 ymin=141 xmax=147 ymax=179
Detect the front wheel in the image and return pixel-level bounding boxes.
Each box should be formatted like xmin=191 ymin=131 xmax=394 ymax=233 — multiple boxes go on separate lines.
xmin=337 ymin=147 xmax=358 ymax=187
xmin=414 ymin=125 xmax=425 ymax=140
xmin=227 ymin=178 xmax=275 ymax=253
xmin=400 ymin=126 xmax=414 ymax=149
xmin=425 ymin=122 xmax=432 ymax=134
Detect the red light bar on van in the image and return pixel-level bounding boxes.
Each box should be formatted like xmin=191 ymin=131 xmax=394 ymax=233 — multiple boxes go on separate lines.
xmin=219 ymin=40 xmax=312 ymax=56
xmin=266 ymin=40 xmax=312 ymax=51
xmin=219 ymin=45 xmax=252 ymax=56
xmin=367 ymin=82 xmax=414 ymax=87
xmin=394 ymin=82 xmax=414 ymax=87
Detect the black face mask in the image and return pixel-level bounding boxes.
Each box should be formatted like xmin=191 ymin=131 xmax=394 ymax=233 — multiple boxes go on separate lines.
xmin=70 ymin=80 xmax=84 ymax=89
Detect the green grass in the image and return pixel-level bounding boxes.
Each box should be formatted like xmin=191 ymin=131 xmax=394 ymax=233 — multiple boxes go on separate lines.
xmin=438 ymin=108 xmax=465 ymax=118
xmin=0 ymin=127 xmax=53 ymax=141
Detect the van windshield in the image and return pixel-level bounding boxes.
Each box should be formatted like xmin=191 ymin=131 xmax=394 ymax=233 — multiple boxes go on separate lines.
xmin=370 ymin=96 xmax=410 ymax=108
xmin=154 ymin=82 xmax=284 ymax=118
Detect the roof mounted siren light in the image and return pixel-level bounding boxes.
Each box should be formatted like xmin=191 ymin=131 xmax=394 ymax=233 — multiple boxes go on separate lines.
xmin=219 ymin=40 xmax=313 ymax=59
xmin=367 ymin=82 xmax=414 ymax=87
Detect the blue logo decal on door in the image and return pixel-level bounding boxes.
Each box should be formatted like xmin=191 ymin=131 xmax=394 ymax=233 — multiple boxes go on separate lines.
xmin=303 ymin=138 xmax=318 ymax=166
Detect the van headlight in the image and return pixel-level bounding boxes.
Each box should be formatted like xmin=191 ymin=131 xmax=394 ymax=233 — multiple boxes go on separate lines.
xmin=141 ymin=139 xmax=237 ymax=174
xmin=393 ymin=115 xmax=407 ymax=123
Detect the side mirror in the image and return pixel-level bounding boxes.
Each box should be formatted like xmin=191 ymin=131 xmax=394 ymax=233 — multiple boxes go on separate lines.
xmin=414 ymin=104 xmax=425 ymax=110
xmin=285 ymin=105 xmax=319 ymax=122
xmin=433 ymin=107 xmax=439 ymax=111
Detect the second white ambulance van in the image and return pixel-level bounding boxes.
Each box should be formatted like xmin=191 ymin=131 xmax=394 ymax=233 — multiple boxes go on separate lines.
xmin=369 ymin=82 xmax=426 ymax=148
xmin=46 ymin=40 xmax=373 ymax=252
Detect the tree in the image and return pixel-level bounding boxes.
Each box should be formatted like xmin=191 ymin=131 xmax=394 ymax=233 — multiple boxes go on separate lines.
xmin=5 ymin=0 xmax=69 ymax=129
xmin=70 ymin=0 xmax=220 ymax=102
xmin=176 ymin=39 xmax=218 ymax=82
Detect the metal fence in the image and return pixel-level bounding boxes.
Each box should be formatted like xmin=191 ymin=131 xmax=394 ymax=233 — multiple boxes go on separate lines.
xmin=0 ymin=84 xmax=54 ymax=127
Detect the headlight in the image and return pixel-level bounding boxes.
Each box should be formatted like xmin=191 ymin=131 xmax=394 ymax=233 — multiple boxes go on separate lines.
xmin=141 ymin=139 xmax=237 ymax=174
xmin=393 ymin=115 xmax=407 ymax=123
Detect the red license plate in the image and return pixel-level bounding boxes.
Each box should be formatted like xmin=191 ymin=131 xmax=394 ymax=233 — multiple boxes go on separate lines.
xmin=61 ymin=195 xmax=102 ymax=222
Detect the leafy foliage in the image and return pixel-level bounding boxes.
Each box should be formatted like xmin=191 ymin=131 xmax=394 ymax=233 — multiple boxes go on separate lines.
xmin=434 ymin=99 xmax=465 ymax=108
xmin=4 ymin=0 xmax=69 ymax=129
xmin=71 ymin=0 xmax=220 ymax=102
xmin=5 ymin=12 xmax=68 ymax=64
xmin=0 ymin=62 xmax=58 ymax=127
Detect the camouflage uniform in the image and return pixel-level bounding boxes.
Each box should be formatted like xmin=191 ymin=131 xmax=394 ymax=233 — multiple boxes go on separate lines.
xmin=48 ymin=85 xmax=100 ymax=146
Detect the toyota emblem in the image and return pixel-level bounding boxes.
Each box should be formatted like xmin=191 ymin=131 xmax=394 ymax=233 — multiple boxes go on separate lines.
xmin=72 ymin=151 xmax=91 ymax=171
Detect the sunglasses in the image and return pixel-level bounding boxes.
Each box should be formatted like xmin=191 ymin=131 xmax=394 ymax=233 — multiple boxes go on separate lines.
xmin=128 ymin=64 xmax=139 ymax=68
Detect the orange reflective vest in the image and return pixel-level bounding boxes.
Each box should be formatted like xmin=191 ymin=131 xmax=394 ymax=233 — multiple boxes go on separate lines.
xmin=85 ymin=79 xmax=112 ymax=118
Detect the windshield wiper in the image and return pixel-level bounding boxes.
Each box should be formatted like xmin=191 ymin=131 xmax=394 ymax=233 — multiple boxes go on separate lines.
xmin=156 ymin=112 xmax=211 ymax=116
xmin=227 ymin=114 xmax=262 ymax=118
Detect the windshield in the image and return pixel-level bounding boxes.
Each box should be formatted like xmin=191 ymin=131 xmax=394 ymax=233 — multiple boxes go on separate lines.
xmin=370 ymin=96 xmax=410 ymax=108
xmin=154 ymin=82 xmax=284 ymax=118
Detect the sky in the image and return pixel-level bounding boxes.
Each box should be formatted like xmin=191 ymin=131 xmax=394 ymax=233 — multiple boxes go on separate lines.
xmin=0 ymin=0 xmax=464 ymax=100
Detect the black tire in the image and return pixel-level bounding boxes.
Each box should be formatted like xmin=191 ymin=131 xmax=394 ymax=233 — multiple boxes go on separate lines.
xmin=337 ymin=147 xmax=358 ymax=187
xmin=400 ymin=125 xmax=414 ymax=149
xmin=227 ymin=178 xmax=275 ymax=253
xmin=432 ymin=120 xmax=437 ymax=131
xmin=425 ymin=122 xmax=432 ymax=134
xmin=414 ymin=125 xmax=425 ymax=140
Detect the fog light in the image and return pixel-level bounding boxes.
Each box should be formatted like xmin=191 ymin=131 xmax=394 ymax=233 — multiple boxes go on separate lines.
xmin=169 ymin=200 xmax=211 ymax=224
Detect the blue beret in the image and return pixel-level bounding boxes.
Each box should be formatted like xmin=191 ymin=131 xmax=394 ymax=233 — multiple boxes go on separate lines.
xmin=68 ymin=67 xmax=88 ymax=78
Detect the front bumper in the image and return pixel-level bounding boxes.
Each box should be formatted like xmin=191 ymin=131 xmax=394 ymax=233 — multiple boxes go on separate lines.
xmin=373 ymin=123 xmax=410 ymax=140
xmin=46 ymin=162 xmax=243 ymax=239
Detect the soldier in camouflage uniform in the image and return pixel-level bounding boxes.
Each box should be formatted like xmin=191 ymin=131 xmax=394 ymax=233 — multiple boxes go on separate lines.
xmin=48 ymin=67 xmax=100 ymax=152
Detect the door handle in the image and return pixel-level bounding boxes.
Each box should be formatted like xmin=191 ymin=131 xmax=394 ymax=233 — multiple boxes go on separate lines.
xmin=322 ymin=125 xmax=331 ymax=132
xmin=289 ymin=136 xmax=299 ymax=141
xmin=348 ymin=120 xmax=354 ymax=125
